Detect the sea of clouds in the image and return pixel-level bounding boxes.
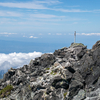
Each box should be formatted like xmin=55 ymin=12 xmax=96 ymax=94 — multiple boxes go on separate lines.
xmin=0 ymin=52 xmax=42 ymax=71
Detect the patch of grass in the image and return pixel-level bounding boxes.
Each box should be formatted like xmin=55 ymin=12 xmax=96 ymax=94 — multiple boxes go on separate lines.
xmin=28 ymin=85 xmax=31 ymax=90
xmin=46 ymin=68 xmax=50 ymax=70
xmin=63 ymin=92 xmax=67 ymax=98
xmin=0 ymin=85 xmax=13 ymax=98
xmin=50 ymin=70 xmax=57 ymax=75
xmin=90 ymin=66 xmax=94 ymax=72
xmin=70 ymin=43 xmax=85 ymax=47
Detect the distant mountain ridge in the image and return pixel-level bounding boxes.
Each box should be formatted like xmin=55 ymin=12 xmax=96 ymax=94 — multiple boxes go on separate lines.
xmin=0 ymin=40 xmax=100 ymax=100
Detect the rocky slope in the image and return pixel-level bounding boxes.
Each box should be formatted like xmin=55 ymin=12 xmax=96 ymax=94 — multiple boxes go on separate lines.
xmin=0 ymin=41 xmax=100 ymax=100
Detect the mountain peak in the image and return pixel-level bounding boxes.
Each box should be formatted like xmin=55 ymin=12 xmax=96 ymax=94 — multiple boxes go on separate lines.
xmin=70 ymin=42 xmax=86 ymax=48
xmin=0 ymin=41 xmax=100 ymax=100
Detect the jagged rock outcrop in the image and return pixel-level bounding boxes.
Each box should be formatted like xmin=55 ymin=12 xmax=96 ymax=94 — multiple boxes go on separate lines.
xmin=92 ymin=40 xmax=100 ymax=50
xmin=0 ymin=41 xmax=100 ymax=100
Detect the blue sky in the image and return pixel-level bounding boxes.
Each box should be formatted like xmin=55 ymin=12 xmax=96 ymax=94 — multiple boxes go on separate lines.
xmin=0 ymin=0 xmax=100 ymax=75
xmin=0 ymin=0 xmax=100 ymax=45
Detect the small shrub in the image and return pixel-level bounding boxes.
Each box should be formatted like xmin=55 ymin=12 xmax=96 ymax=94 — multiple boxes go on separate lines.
xmin=0 ymin=85 xmax=13 ymax=98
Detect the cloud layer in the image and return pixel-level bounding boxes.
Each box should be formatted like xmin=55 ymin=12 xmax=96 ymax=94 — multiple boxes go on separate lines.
xmin=29 ymin=36 xmax=38 ymax=38
xmin=0 ymin=52 xmax=42 ymax=71
xmin=77 ymin=33 xmax=100 ymax=36
xmin=0 ymin=32 xmax=17 ymax=35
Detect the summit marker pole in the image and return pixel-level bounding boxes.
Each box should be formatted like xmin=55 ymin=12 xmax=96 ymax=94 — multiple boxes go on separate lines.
xmin=74 ymin=31 xmax=76 ymax=43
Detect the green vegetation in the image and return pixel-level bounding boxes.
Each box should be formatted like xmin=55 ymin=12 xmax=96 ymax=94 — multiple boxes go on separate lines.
xmin=28 ymin=85 xmax=31 ymax=90
xmin=90 ymin=66 xmax=93 ymax=71
xmin=46 ymin=68 xmax=50 ymax=70
xmin=0 ymin=85 xmax=13 ymax=98
xmin=50 ymin=70 xmax=57 ymax=75
xmin=70 ymin=43 xmax=85 ymax=47
xmin=63 ymin=92 xmax=67 ymax=98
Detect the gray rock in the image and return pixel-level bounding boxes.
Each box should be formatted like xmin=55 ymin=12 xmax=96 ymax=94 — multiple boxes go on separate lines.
xmin=72 ymin=71 xmax=85 ymax=83
xmin=73 ymin=89 xmax=86 ymax=100
xmin=85 ymin=88 xmax=100 ymax=100
xmin=61 ymin=69 xmax=72 ymax=81
xmin=92 ymin=40 xmax=100 ymax=50
xmin=68 ymin=80 xmax=84 ymax=99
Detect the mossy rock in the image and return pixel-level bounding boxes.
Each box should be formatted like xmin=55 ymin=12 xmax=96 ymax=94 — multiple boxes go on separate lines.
xmin=70 ymin=43 xmax=85 ymax=48
xmin=0 ymin=85 xmax=13 ymax=98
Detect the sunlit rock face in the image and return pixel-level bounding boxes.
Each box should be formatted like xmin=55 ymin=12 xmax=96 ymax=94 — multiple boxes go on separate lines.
xmin=0 ymin=41 xmax=100 ymax=100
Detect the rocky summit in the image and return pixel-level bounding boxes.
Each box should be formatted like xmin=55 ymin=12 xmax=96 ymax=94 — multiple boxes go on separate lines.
xmin=0 ymin=41 xmax=100 ymax=100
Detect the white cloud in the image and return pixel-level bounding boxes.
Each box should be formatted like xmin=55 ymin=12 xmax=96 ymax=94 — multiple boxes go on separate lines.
xmin=56 ymin=33 xmax=62 ymax=35
xmin=31 ymin=14 xmax=57 ymax=18
xmin=0 ymin=1 xmax=99 ymax=14
xmin=0 ymin=0 xmax=61 ymax=10
xmin=48 ymin=33 xmax=51 ymax=35
xmin=73 ymin=22 xmax=78 ymax=24
xmin=0 ymin=52 xmax=42 ymax=71
xmin=53 ymin=8 xmax=91 ymax=13
xmin=30 ymin=14 xmax=65 ymax=19
xmin=0 ymin=32 xmax=17 ymax=35
xmin=93 ymin=9 xmax=100 ymax=13
xmin=29 ymin=36 xmax=33 ymax=38
xmin=0 ymin=1 xmax=91 ymax=13
xmin=33 ymin=37 xmax=38 ymax=38
xmin=0 ymin=2 xmax=48 ymax=9
xmin=0 ymin=11 xmax=22 ymax=17
xmin=29 ymin=36 xmax=38 ymax=38
xmin=66 ymin=5 xmax=80 ymax=8
xmin=35 ymin=0 xmax=61 ymax=4
xmin=76 ymin=33 xmax=100 ymax=36
xmin=39 ymin=33 xmax=43 ymax=35
xmin=23 ymin=35 xmax=27 ymax=37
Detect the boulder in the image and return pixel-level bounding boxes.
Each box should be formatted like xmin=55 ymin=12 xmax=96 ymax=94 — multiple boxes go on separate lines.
xmin=68 ymin=80 xmax=84 ymax=99
xmin=51 ymin=76 xmax=69 ymax=89
xmin=92 ymin=40 xmax=100 ymax=50
xmin=85 ymin=88 xmax=100 ymax=100
xmin=72 ymin=71 xmax=85 ymax=83
xmin=73 ymin=89 xmax=86 ymax=100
